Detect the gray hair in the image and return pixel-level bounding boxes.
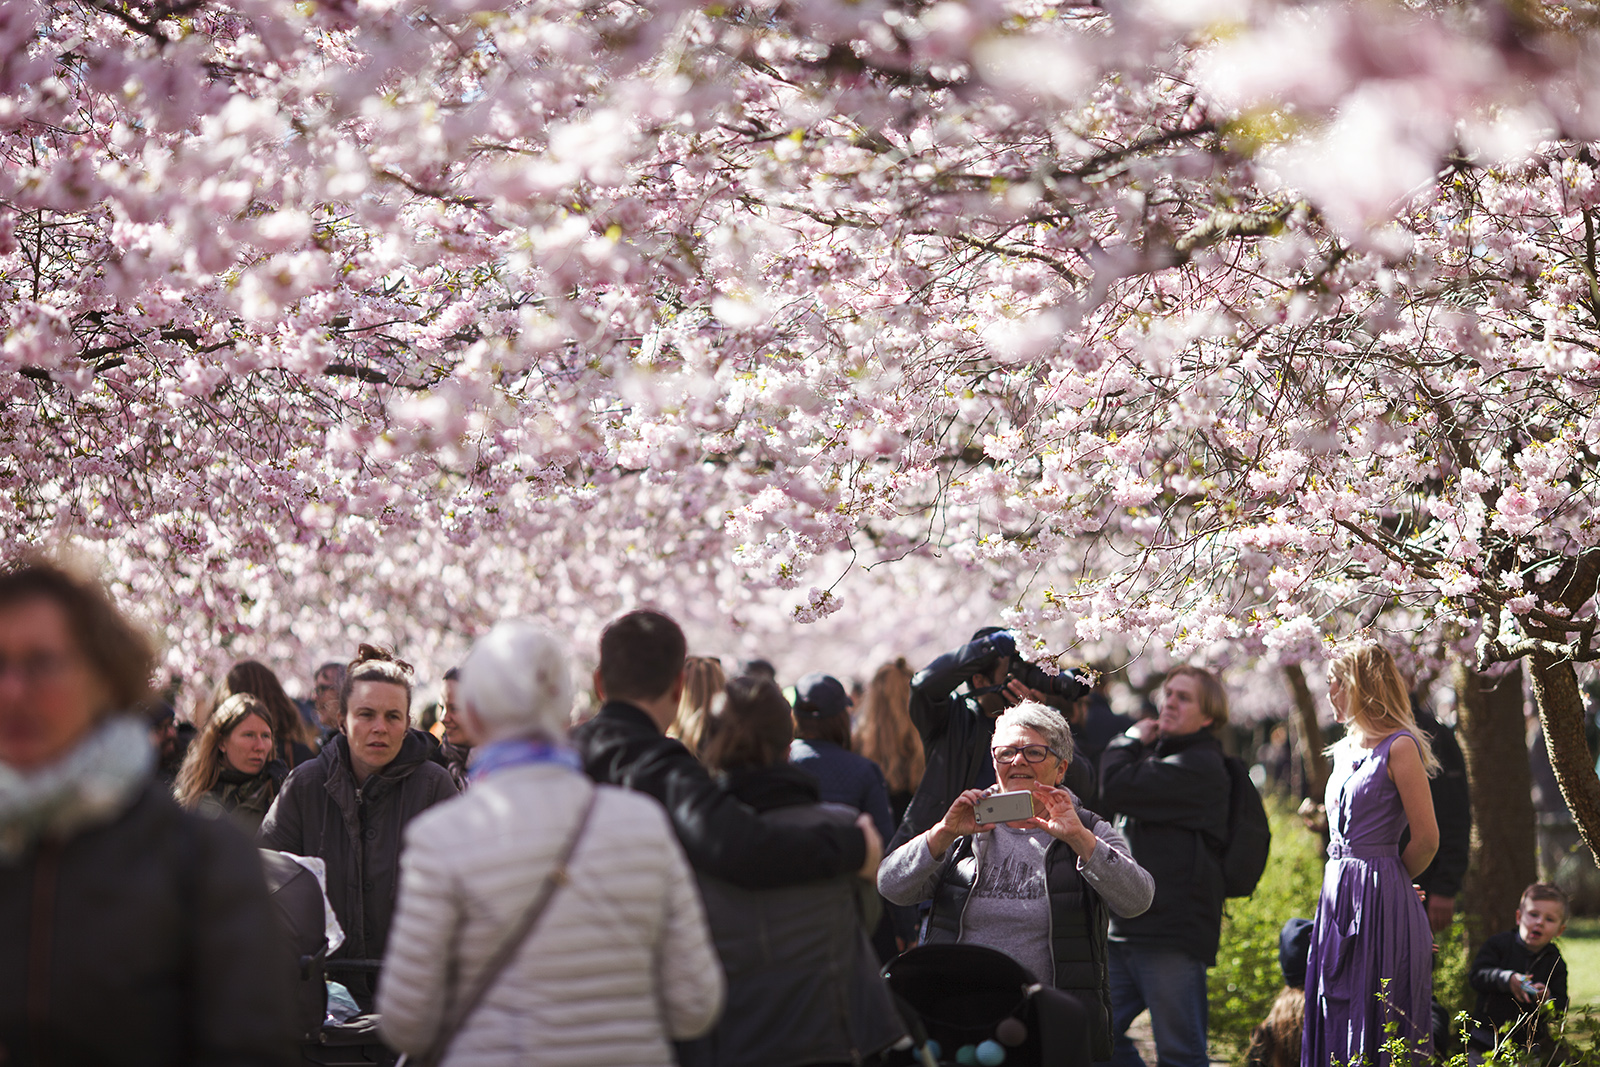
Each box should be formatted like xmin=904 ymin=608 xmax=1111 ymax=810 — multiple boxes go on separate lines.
xmin=458 ymin=620 xmax=573 ymax=742
xmin=994 ymin=701 xmax=1074 ymax=763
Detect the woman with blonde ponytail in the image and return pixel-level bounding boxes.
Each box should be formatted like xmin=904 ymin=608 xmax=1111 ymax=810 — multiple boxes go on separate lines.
xmin=1302 ymin=640 xmax=1439 ymax=1067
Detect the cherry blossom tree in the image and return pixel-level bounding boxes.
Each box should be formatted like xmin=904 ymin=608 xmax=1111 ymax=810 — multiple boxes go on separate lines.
xmin=6 ymin=0 xmax=1600 ymax=874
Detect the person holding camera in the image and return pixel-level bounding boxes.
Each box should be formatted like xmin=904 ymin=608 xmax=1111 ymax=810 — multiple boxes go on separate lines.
xmin=887 ymin=627 xmax=1092 ymax=854
xmin=879 ymin=702 xmax=1153 ymax=1061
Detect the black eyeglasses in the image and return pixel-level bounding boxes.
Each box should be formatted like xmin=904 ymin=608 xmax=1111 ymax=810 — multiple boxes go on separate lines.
xmin=992 ymin=744 xmax=1058 ymax=765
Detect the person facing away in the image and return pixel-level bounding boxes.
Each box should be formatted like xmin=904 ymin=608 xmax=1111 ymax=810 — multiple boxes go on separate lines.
xmin=379 ymin=620 xmax=722 ymax=1067
xmin=678 ymin=675 xmax=904 ymax=1067
xmin=1097 ymin=666 xmax=1233 ymax=1067
xmin=669 ymin=654 xmax=727 ymax=756
xmin=1245 ymin=917 xmax=1313 ymax=1067
xmin=788 ymin=671 xmax=896 ymax=847
xmin=1301 ymin=641 xmax=1439 ymax=1067
xmin=880 ymin=701 xmax=1153 ymax=1061
xmin=571 ymin=609 xmax=878 ymax=889
xmin=1468 ymin=882 xmax=1570 ymax=1062
xmin=174 ymin=692 xmax=289 ymax=834
xmin=852 ymin=657 xmax=924 ymax=826
xmin=259 ymin=644 xmax=458 ymax=1007
xmin=889 ymin=627 xmax=1093 ymax=854
xmin=0 ymin=557 xmax=295 ymax=1066
xmin=211 ymin=659 xmax=318 ymax=768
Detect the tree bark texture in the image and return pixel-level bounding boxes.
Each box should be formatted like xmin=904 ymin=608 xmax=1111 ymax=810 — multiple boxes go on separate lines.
xmin=1453 ymin=659 xmax=1537 ymax=951
xmin=1528 ymin=650 xmax=1600 ymax=872
xmin=1284 ymin=662 xmax=1331 ymax=800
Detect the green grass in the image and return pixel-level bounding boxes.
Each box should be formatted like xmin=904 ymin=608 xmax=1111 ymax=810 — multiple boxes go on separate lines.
xmin=1560 ymin=917 xmax=1600 ymax=1006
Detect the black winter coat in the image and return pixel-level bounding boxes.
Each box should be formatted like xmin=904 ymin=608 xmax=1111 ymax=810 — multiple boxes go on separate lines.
xmin=572 ymin=701 xmax=865 ymax=888
xmin=890 ymin=635 xmax=1096 ymax=853
xmin=1469 ymin=931 xmax=1568 ymax=1053
xmin=0 ymin=781 xmax=296 ymax=1067
xmin=258 ymin=732 xmax=457 ymax=969
xmin=922 ymin=811 xmax=1116 ymax=1060
xmin=678 ymin=764 xmax=905 ymax=1067
xmin=1409 ymin=707 xmax=1471 ymax=900
xmin=1098 ymin=729 xmax=1230 ymax=964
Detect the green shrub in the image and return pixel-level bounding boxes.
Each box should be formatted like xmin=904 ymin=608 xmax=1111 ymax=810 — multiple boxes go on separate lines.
xmin=1208 ymin=796 xmax=1325 ymax=1062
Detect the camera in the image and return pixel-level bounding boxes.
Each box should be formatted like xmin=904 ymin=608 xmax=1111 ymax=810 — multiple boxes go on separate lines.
xmin=973 ymin=631 xmax=1089 ymax=702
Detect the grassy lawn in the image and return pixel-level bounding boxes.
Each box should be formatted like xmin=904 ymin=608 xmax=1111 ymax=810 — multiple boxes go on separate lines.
xmin=1561 ymin=916 xmax=1600 ymax=1005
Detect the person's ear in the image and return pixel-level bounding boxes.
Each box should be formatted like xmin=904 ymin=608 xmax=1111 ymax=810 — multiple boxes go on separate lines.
xmin=592 ymin=668 xmax=607 ymax=701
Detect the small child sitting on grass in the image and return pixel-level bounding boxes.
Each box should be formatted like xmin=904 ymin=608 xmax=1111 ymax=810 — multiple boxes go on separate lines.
xmin=1468 ymin=882 xmax=1570 ymax=1064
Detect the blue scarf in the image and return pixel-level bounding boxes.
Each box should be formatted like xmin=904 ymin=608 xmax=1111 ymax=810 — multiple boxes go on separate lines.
xmin=469 ymin=737 xmax=581 ymax=783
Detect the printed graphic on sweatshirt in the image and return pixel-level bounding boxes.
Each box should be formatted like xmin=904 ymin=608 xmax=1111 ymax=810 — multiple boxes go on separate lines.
xmin=974 ymin=853 xmax=1045 ymax=901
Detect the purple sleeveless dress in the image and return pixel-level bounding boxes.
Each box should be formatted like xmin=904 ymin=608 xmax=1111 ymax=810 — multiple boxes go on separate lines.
xmin=1301 ymin=732 xmax=1433 ymax=1067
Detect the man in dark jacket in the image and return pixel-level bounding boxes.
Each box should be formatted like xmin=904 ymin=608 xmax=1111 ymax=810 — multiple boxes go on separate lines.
xmin=572 ymin=609 xmax=875 ymax=888
xmin=1411 ymin=702 xmax=1471 ymax=933
xmin=889 ymin=628 xmax=1093 ymax=853
xmin=1098 ymin=666 xmax=1231 ymax=1067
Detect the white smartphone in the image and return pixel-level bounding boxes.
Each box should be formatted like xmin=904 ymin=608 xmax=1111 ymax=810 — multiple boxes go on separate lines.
xmin=974 ymin=790 xmax=1037 ymax=825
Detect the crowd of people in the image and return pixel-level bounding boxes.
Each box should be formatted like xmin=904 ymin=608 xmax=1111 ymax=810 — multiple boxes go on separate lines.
xmin=0 ymin=556 xmax=1579 ymax=1067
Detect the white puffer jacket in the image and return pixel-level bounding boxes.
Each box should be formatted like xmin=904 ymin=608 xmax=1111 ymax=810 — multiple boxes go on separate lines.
xmin=378 ymin=763 xmax=724 ymax=1067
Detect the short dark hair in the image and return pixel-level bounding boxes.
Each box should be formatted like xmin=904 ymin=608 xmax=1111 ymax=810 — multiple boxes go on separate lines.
xmin=795 ymin=711 xmax=851 ymax=748
xmin=598 ymin=610 xmax=686 ymax=702
xmin=701 ymin=676 xmax=793 ymax=772
xmin=0 ymin=557 xmax=155 ymax=712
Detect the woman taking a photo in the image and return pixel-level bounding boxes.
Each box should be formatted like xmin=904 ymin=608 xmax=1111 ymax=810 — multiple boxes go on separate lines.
xmin=260 ymin=644 xmax=457 ymax=1006
xmin=174 ymin=692 xmax=287 ymax=833
xmin=879 ymin=702 xmax=1154 ymax=1062
xmin=0 ymin=558 xmax=293 ymax=1064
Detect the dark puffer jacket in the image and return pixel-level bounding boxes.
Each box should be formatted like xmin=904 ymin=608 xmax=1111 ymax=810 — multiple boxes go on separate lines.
xmin=678 ymin=765 xmax=905 ymax=1067
xmin=1098 ymin=729 xmax=1230 ymax=964
xmin=0 ymin=781 xmax=296 ymax=1066
xmin=258 ymin=732 xmax=457 ymax=971
xmin=921 ymin=812 xmax=1115 ymax=1061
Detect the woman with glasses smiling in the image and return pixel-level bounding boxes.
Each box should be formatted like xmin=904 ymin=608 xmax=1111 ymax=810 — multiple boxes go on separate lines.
xmin=878 ymin=702 xmax=1154 ymax=1062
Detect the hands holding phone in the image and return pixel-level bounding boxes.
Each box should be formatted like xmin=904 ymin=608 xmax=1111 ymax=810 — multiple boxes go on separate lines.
xmin=926 ymin=785 xmax=1097 ymax=862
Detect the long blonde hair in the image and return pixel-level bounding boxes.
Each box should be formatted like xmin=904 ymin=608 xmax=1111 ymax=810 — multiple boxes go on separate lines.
xmin=853 ymin=658 xmax=924 ymax=796
xmin=175 ymin=693 xmax=275 ymax=809
xmin=671 ymin=656 xmax=726 ymax=756
xmin=1326 ymin=642 xmax=1439 ymax=775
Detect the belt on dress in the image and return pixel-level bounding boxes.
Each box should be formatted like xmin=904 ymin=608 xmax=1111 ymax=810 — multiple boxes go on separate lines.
xmin=1327 ymin=842 xmax=1398 ymax=860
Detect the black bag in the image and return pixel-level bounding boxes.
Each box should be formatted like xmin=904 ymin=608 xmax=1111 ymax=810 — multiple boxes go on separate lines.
xmin=1220 ymin=755 xmax=1271 ymax=897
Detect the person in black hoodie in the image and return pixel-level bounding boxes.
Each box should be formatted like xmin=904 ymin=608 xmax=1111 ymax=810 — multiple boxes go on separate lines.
xmin=1098 ymin=666 xmax=1231 ymax=1067
xmin=678 ymin=675 xmax=905 ymax=1067
xmin=259 ymin=644 xmax=458 ymax=1007
xmin=0 ymin=558 xmax=295 ymax=1066
xmin=572 ymin=609 xmax=876 ymax=889
xmin=1469 ymin=882 xmax=1570 ymax=1062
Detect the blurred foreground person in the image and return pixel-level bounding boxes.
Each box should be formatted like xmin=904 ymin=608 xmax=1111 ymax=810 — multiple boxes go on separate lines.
xmin=0 ymin=558 xmax=294 ymax=1066
xmin=260 ymin=644 xmax=457 ymax=1007
xmin=380 ymin=620 xmax=722 ymax=1067
xmin=679 ymin=675 xmax=904 ymax=1067
xmin=175 ymin=692 xmax=288 ymax=833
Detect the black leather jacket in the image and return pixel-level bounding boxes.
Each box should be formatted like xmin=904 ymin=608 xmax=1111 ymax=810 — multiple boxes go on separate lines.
xmin=1098 ymin=729 xmax=1230 ymax=964
xmin=572 ymin=700 xmax=865 ymax=887
xmin=922 ymin=811 xmax=1115 ymax=1060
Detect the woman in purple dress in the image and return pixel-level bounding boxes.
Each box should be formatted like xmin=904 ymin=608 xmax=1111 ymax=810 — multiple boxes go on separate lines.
xmin=1302 ymin=642 xmax=1440 ymax=1067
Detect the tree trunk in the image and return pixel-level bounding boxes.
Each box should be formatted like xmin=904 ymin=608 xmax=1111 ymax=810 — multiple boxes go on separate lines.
xmin=1453 ymin=659 xmax=1537 ymax=950
xmin=1527 ymin=650 xmax=1600 ymax=871
xmin=1284 ymin=663 xmax=1330 ymax=799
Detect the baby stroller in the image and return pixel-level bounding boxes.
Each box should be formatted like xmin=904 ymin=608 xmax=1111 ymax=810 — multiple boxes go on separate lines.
xmin=880 ymin=944 xmax=1092 ymax=1067
xmin=260 ymin=850 xmax=398 ymax=1066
